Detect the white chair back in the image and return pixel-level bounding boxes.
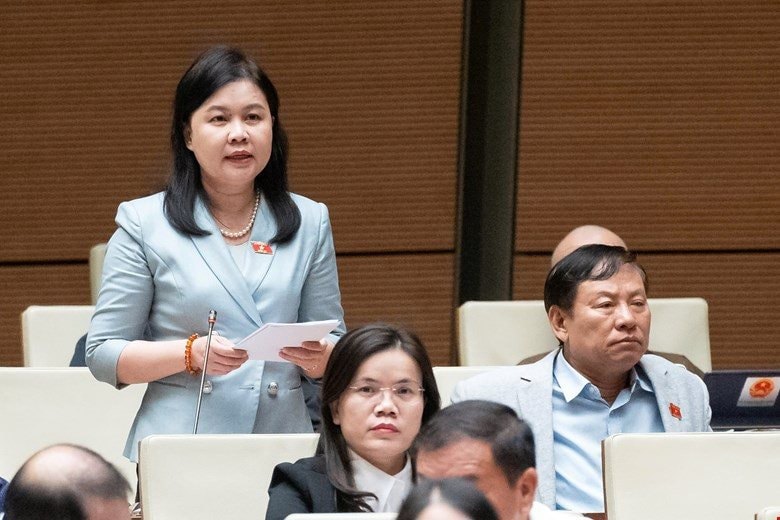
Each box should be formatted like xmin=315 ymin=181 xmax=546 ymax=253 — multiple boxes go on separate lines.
xmin=457 ymin=300 xmax=556 ymax=366
xmin=433 ymin=366 xmax=501 ymax=406
xmin=0 ymin=368 xmax=144 ymax=489
xmin=602 ymin=431 xmax=780 ymax=520
xmin=89 ymin=242 xmax=107 ymax=305
xmin=21 ymin=305 xmax=94 ymax=367
xmin=139 ymin=433 xmax=320 ymax=520
xmin=646 ymin=297 xmax=711 ymax=371
xmin=458 ymin=297 xmax=711 ymax=371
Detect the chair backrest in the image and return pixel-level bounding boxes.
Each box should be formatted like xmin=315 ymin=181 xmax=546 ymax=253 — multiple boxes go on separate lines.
xmin=284 ymin=515 xmax=397 ymax=519
xmin=89 ymin=242 xmax=107 ymax=305
xmin=0 ymin=368 xmax=145 ymax=489
xmin=457 ymin=300 xmax=555 ymax=366
xmin=139 ymin=433 xmax=320 ymax=520
xmin=457 ymin=298 xmax=711 ymax=371
xmin=645 ymin=297 xmax=711 ymax=372
xmin=602 ymin=431 xmax=780 ymax=520
xmin=21 ymin=305 xmax=95 ymax=367
xmin=432 ymin=366 xmax=501 ymax=406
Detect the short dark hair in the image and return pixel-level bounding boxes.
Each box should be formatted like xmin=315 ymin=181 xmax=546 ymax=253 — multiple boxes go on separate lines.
xmin=320 ymin=323 xmax=441 ymax=512
xmin=544 ymin=244 xmax=648 ymax=313
xmin=396 ymin=478 xmax=499 ymax=520
xmin=412 ymin=400 xmax=535 ymax=486
xmin=4 ymin=444 xmax=130 ymax=520
xmin=165 ymin=45 xmax=300 ymax=243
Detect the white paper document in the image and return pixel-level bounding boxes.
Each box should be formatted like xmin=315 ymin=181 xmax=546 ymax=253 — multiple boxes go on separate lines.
xmin=235 ymin=319 xmax=340 ymax=361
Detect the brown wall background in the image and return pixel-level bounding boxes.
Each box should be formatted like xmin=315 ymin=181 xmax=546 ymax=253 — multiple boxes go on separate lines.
xmin=1 ymin=1 xmax=777 ymax=369
xmin=0 ymin=1 xmax=463 ymax=366
xmin=514 ymin=0 xmax=779 ymax=368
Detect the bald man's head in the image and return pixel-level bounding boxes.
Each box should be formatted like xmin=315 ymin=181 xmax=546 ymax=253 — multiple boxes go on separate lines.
xmin=5 ymin=444 xmax=130 ymax=520
xmin=551 ymin=225 xmax=627 ymax=267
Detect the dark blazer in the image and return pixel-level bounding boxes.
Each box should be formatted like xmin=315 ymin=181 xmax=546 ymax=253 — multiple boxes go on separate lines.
xmin=265 ymin=456 xmax=337 ymax=520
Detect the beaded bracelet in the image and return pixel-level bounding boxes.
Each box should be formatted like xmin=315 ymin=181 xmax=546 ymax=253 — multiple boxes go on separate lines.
xmin=184 ymin=333 xmax=201 ymax=375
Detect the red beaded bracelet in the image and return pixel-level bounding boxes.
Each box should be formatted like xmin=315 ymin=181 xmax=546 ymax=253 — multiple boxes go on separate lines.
xmin=184 ymin=333 xmax=201 ymax=375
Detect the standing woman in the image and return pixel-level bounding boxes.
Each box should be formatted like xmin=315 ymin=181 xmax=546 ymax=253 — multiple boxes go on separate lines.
xmin=265 ymin=324 xmax=441 ymax=519
xmin=86 ymin=46 xmax=345 ymax=462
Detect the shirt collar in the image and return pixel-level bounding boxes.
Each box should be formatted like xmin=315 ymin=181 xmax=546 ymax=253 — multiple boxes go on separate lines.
xmin=553 ymin=350 xmax=653 ymax=402
xmin=349 ymin=449 xmax=413 ymax=512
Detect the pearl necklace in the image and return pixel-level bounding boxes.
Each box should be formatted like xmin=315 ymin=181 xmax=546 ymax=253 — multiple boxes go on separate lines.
xmin=217 ymin=192 xmax=261 ymax=239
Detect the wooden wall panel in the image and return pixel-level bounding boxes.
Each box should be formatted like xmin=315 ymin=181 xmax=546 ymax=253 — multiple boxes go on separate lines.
xmin=514 ymin=252 xmax=780 ymax=369
xmin=0 ymin=3 xmax=463 ymax=364
xmin=0 ymin=0 xmax=462 ymax=261
xmin=339 ymin=254 xmax=456 ymax=366
xmin=515 ymin=0 xmax=779 ymax=252
xmin=1 ymin=265 xmax=91 ymax=366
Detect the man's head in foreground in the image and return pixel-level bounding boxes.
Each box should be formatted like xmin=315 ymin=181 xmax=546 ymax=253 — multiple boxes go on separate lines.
xmin=413 ymin=400 xmax=537 ymax=520
xmin=4 ymin=444 xmax=131 ymax=520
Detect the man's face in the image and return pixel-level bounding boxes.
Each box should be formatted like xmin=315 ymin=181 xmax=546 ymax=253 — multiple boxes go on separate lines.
xmin=550 ymin=263 xmax=650 ymax=381
xmin=415 ymin=438 xmax=535 ymax=520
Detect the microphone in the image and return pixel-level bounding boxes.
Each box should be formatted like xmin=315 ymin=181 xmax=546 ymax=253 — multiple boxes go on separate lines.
xmin=193 ymin=310 xmax=217 ymax=434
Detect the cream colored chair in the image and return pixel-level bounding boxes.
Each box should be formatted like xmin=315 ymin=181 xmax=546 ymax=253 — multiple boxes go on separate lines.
xmin=457 ymin=297 xmax=711 ymax=371
xmin=285 ymin=515 xmax=397 ymax=519
xmin=21 ymin=305 xmax=95 ymax=367
xmin=433 ymin=366 xmax=501 ymax=406
xmin=139 ymin=433 xmax=320 ymax=520
xmin=0 ymin=368 xmax=145 ymax=489
xmin=457 ymin=300 xmax=554 ymax=366
xmin=89 ymin=242 xmax=107 ymax=304
xmin=646 ymin=297 xmax=711 ymax=372
xmin=602 ymin=432 xmax=780 ymax=520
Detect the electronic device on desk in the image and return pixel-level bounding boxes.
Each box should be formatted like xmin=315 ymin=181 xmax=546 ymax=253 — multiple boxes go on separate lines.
xmin=704 ymin=370 xmax=780 ymax=430
xmin=755 ymin=505 xmax=780 ymax=519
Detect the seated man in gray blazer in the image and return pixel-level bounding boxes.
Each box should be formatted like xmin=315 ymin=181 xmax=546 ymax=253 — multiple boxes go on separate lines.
xmin=452 ymin=244 xmax=711 ymax=513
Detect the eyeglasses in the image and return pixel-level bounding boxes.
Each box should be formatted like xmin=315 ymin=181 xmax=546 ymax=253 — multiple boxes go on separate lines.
xmin=347 ymin=383 xmax=425 ymax=403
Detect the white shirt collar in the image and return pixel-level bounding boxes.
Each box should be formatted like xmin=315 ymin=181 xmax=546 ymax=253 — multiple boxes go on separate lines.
xmin=349 ymin=449 xmax=413 ymax=512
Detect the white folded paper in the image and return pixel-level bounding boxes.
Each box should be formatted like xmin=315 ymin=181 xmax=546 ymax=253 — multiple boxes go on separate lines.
xmin=235 ymin=319 xmax=340 ymax=361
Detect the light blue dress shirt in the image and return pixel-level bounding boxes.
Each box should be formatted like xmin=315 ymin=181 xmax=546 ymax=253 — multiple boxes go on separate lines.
xmin=552 ymin=351 xmax=663 ymax=512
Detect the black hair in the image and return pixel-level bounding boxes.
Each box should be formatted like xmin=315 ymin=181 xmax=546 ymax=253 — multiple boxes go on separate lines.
xmin=320 ymin=323 xmax=441 ymax=512
xmin=412 ymin=400 xmax=535 ymax=486
xmin=4 ymin=444 xmax=130 ymax=520
xmin=544 ymin=243 xmax=648 ymax=314
xmin=396 ymin=478 xmax=499 ymax=520
xmin=164 ymin=45 xmax=300 ymax=243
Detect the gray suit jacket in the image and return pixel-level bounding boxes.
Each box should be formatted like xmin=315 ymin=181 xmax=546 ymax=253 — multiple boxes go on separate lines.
xmin=451 ymin=350 xmax=711 ymax=508
xmin=86 ymin=191 xmax=345 ymax=461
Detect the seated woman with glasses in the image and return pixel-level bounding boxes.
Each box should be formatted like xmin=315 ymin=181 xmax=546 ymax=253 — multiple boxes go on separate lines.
xmin=265 ymin=323 xmax=441 ymax=519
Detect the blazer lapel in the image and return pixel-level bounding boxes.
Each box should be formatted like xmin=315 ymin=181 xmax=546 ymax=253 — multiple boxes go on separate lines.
xmin=515 ymin=351 xmax=558 ymax=506
xmin=245 ymin=194 xmax=277 ymax=297
xmin=190 ymin=197 xmax=262 ymax=327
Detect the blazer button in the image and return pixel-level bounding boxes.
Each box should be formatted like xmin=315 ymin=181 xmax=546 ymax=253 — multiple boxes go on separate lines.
xmin=267 ymin=382 xmax=279 ymax=396
xmin=203 ymin=381 xmax=213 ymax=394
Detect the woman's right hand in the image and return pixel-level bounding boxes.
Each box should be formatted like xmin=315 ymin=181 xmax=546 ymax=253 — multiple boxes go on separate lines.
xmin=191 ymin=335 xmax=249 ymax=376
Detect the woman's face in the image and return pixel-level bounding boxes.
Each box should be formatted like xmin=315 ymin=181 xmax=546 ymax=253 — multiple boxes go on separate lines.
xmin=332 ymin=348 xmax=425 ymax=475
xmin=186 ymin=79 xmax=273 ymax=195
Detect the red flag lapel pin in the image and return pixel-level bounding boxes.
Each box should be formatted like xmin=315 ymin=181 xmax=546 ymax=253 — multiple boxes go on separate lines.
xmin=250 ymin=241 xmax=273 ymax=255
xmin=669 ymin=402 xmax=682 ymax=420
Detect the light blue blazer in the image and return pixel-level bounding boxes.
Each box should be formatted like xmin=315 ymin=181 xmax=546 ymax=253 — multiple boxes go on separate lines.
xmin=451 ymin=350 xmax=712 ymax=508
xmin=86 ymin=191 xmax=345 ymax=461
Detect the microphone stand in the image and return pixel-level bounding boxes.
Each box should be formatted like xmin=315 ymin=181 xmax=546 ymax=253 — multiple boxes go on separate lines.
xmin=193 ymin=310 xmax=217 ymax=434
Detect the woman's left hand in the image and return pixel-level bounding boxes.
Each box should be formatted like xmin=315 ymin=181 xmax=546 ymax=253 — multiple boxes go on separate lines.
xmin=278 ymin=338 xmax=333 ymax=379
